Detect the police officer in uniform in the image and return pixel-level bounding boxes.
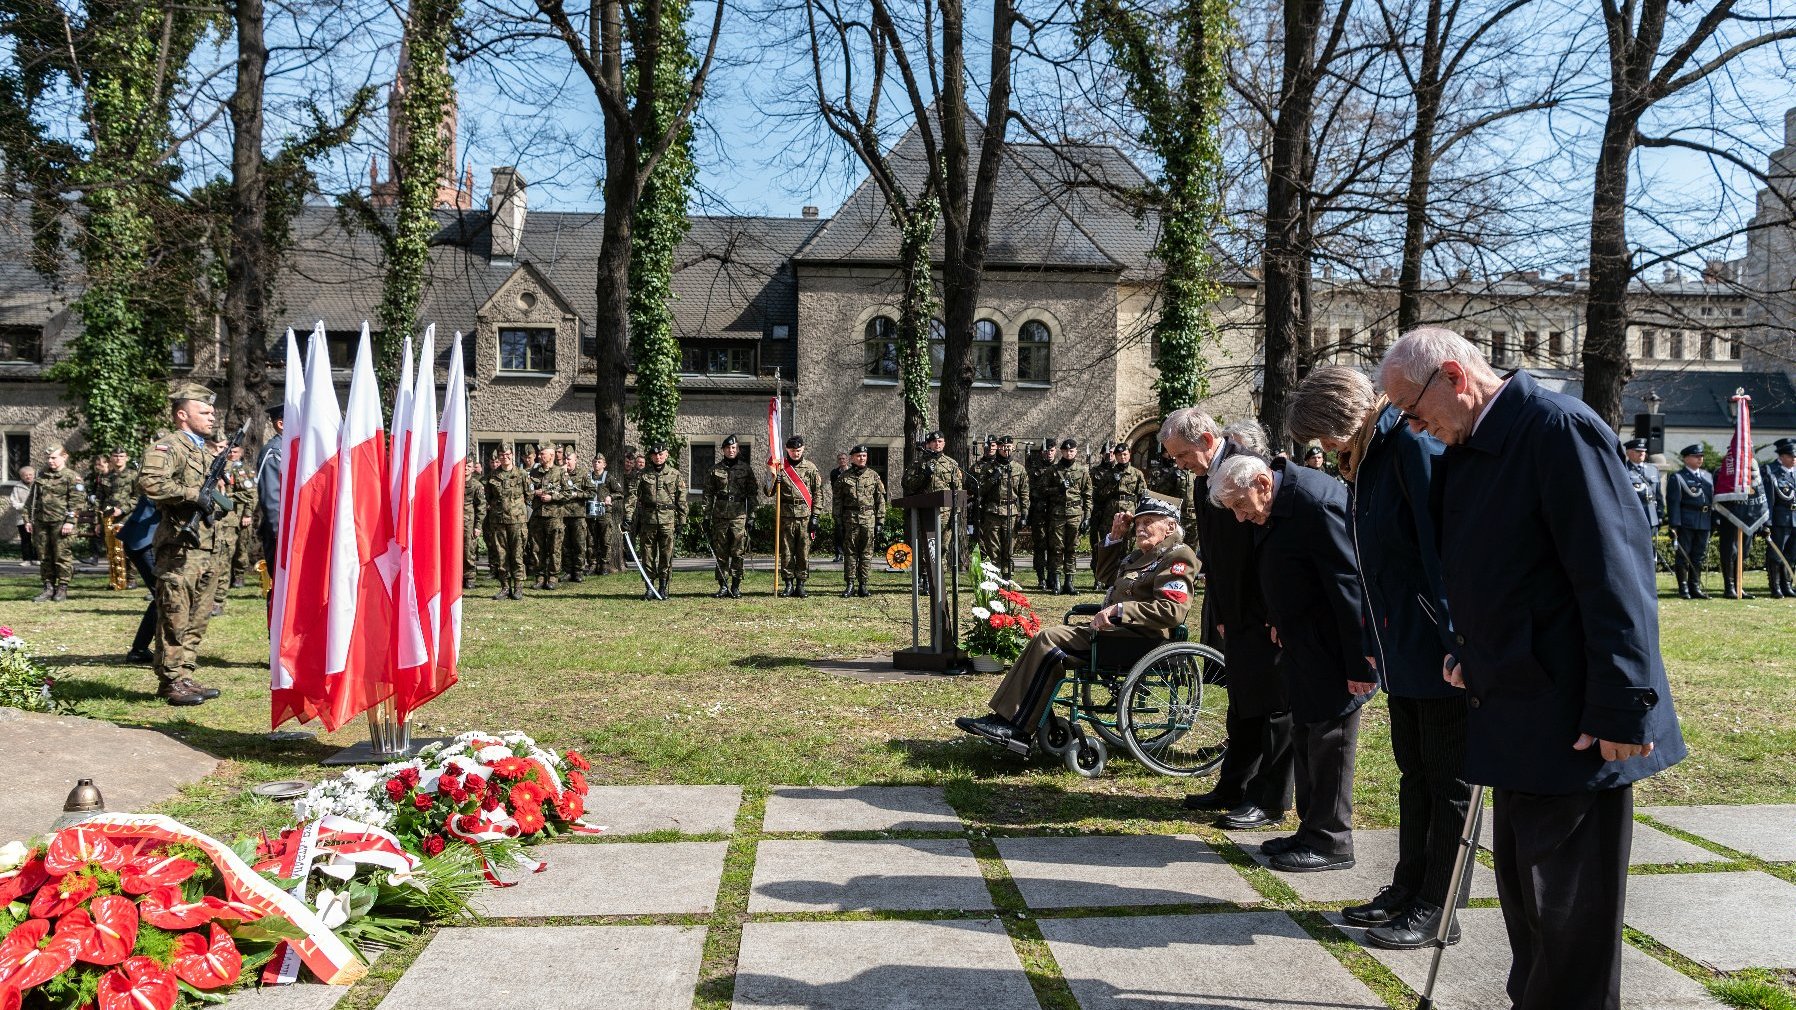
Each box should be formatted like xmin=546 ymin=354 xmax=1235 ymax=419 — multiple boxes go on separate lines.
xmin=586 ymin=453 xmax=624 ymax=576
xmin=705 ymin=435 xmax=756 ymax=597
xmin=769 ymin=435 xmax=822 ymax=597
xmin=1665 ymin=444 xmax=1714 ymax=599
xmin=1043 ymin=437 xmax=1092 ymax=595
xmin=1623 ymin=438 xmax=1663 ymax=533
xmin=1092 ymin=442 xmax=1145 ymax=590
xmin=225 ymin=445 xmax=258 ymax=589
xmin=975 ymin=435 xmax=1029 ymax=577
xmin=630 ymin=443 xmax=686 ymax=599
xmin=136 ymin=384 xmax=226 ymax=706
xmin=1764 ymin=438 xmax=1796 ymax=598
xmin=483 ymin=446 xmax=529 ymax=600
xmin=25 ymin=444 xmax=83 ymax=602
xmin=834 ymin=444 xmax=888 ymax=597
xmin=902 ymin=429 xmax=964 ymax=591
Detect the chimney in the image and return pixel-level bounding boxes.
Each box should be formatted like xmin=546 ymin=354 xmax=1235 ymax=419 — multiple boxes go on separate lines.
xmin=490 ymin=167 xmax=527 ymax=261
xmin=801 ymin=205 xmax=820 ymax=219
xmin=1703 ymin=259 xmax=1732 ymax=283
xmin=1663 ymin=267 xmax=1680 ymax=284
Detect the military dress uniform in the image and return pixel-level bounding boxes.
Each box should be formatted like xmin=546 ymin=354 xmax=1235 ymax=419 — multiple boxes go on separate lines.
xmin=770 ymin=440 xmax=822 ymax=596
xmin=463 ymin=473 xmax=484 ymax=588
xmin=834 ymin=448 xmax=888 ymax=597
xmin=587 ymin=465 xmax=624 ymax=575
xmin=484 ymin=461 xmax=529 ymax=598
xmin=975 ymin=441 xmax=1030 ymax=578
xmin=901 ymin=434 xmax=965 ymax=589
xmin=137 ymin=390 xmax=229 ymax=702
xmin=26 ymin=454 xmax=84 ymax=601
xmin=704 ymin=440 xmax=757 ymax=597
xmin=1665 ymin=447 xmax=1714 ymax=599
xmin=1042 ymin=441 xmax=1093 ymax=594
xmin=1763 ymin=439 xmax=1796 ymax=598
xmin=630 ymin=452 xmax=687 ymax=599
xmin=1092 ymin=458 xmax=1145 ymax=589
xmin=1621 ymin=441 xmax=1663 ymax=529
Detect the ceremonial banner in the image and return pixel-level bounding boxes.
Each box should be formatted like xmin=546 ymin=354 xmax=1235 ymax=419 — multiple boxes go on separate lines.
xmin=432 ymin=333 xmax=469 ymax=702
xmin=766 ymin=393 xmax=812 ymax=510
xmin=1715 ymin=388 xmax=1768 ymax=536
xmin=323 ymin=328 xmax=395 ymax=731
xmin=271 ymin=326 xmax=342 ymax=729
xmin=393 ymin=327 xmax=445 ymax=718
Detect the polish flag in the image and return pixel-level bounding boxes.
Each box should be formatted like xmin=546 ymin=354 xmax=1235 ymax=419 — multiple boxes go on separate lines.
xmin=271 ymin=324 xmax=340 ymax=729
xmin=430 ymin=332 xmax=469 ymax=703
xmin=322 ymin=324 xmax=396 ymax=732
xmin=392 ymin=327 xmax=444 ymax=718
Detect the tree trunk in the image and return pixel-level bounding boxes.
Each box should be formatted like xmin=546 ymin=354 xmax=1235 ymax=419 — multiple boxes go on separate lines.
xmin=897 ymin=208 xmax=937 ymax=469
xmin=1395 ymin=0 xmax=1443 ymax=336
xmin=1259 ymin=0 xmax=1324 ymax=444
xmin=1581 ymin=102 xmax=1640 ymax=429
xmin=593 ymin=140 xmax=636 ymax=460
xmin=223 ymin=0 xmax=268 ymax=432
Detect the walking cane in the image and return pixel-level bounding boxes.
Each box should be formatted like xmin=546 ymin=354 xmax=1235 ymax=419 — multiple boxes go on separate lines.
xmin=1418 ymin=784 xmax=1485 ymax=1010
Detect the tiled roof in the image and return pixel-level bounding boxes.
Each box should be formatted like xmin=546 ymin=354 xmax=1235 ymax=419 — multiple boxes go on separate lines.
xmin=0 ymin=199 xmax=75 ymax=325
xmin=1533 ymin=369 xmax=1796 ymax=430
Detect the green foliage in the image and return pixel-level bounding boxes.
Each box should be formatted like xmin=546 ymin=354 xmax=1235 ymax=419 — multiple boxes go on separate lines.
xmin=1710 ymin=972 xmax=1796 ymax=1010
xmin=627 ymin=0 xmax=699 ymax=456
xmin=1079 ymin=0 xmax=1234 ymax=414
xmin=0 ymin=629 xmax=70 ymax=713
xmin=896 ymin=201 xmax=939 ymax=436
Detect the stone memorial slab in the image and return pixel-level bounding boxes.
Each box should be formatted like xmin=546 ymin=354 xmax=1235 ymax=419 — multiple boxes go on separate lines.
xmin=1330 ymin=908 xmax=1720 ymax=1008
xmin=380 ymin=926 xmax=705 ymax=1010
xmin=472 ymin=842 xmax=727 ymax=917
xmin=225 ymin=986 xmax=347 ymax=1010
xmin=996 ymin=834 xmax=1260 ymax=908
xmin=748 ymin=839 xmax=991 ymax=912
xmin=1642 ymin=805 xmax=1796 ymax=863
xmin=1041 ymin=911 xmax=1386 ymax=1009
xmin=763 ymin=785 xmax=962 ymax=833
xmin=0 ymin=710 xmax=220 ymax=843
xmin=732 ymin=919 xmax=1039 ymax=1010
xmin=1626 ymin=821 xmax=1729 ymax=866
xmin=1224 ymin=828 xmax=1497 ymax=902
xmin=1625 ymin=870 xmax=1796 ymax=970
xmin=581 ymin=785 xmax=742 ymax=836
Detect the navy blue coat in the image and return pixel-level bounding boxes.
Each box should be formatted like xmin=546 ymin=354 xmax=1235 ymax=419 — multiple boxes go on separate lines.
xmin=1664 ymin=467 xmax=1713 ymax=530
xmin=1255 ymin=460 xmax=1371 ymax=725
xmin=1350 ymin=405 xmax=1459 ymax=700
xmin=119 ymin=495 xmax=160 ymax=553
xmin=1762 ymin=460 xmax=1795 ymax=529
xmin=1432 ymin=371 xmax=1685 ymax=794
xmin=1193 ymin=440 xmax=1285 ymax=717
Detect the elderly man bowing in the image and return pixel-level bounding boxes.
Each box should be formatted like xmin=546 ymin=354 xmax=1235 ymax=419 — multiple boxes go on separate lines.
xmin=1378 ymin=327 xmax=1685 ymax=1010
xmin=1210 ymin=453 xmax=1373 ymax=872
xmin=955 ymin=492 xmax=1197 ymax=747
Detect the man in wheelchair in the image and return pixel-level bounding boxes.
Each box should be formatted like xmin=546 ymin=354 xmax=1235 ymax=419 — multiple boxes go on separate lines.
xmin=956 ymin=491 xmax=1198 ymax=747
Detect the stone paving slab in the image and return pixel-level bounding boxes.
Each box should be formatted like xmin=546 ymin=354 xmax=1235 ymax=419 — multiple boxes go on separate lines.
xmin=1224 ymin=828 xmax=1498 ymax=903
xmin=581 ymin=785 xmax=742 ymax=835
xmin=224 ymin=985 xmax=347 ymax=1010
xmin=472 ymin=842 xmax=727 ymax=917
xmin=732 ymin=918 xmax=1039 ymax=1010
xmin=1329 ymin=908 xmax=1720 ymax=1009
xmin=996 ymin=834 xmax=1261 ymax=908
xmin=1626 ymin=821 xmax=1731 ymax=866
xmin=0 ymin=709 xmax=220 ymax=843
xmin=748 ymin=839 xmax=992 ymax=912
xmin=1041 ymin=911 xmax=1386 ymax=1009
xmin=762 ymin=785 xmax=963 ymax=832
xmin=379 ymin=925 xmax=705 ymax=1010
xmin=1641 ymin=804 xmax=1796 ymax=863
xmin=1625 ymin=870 xmax=1796 ymax=970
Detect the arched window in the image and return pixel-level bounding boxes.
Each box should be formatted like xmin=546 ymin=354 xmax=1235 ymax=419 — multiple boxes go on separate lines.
xmin=929 ymin=318 xmax=946 ymax=379
xmin=973 ymin=319 xmax=1001 ymax=382
xmin=1018 ymin=319 xmax=1052 ymax=382
xmin=863 ymin=317 xmax=898 ymax=378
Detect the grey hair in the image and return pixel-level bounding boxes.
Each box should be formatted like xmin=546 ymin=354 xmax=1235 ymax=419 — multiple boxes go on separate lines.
xmin=1378 ymin=326 xmax=1493 ymax=388
xmin=1208 ymin=453 xmax=1272 ymax=506
xmin=1222 ymin=418 xmax=1271 ymax=459
xmin=1162 ymin=407 xmax=1220 ymax=445
xmin=1287 ymin=365 xmax=1376 ymax=445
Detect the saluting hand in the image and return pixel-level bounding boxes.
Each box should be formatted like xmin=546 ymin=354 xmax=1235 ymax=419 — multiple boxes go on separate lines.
xmin=1109 ymin=511 xmax=1132 ymax=541
xmin=1574 ymin=735 xmax=1656 ymax=762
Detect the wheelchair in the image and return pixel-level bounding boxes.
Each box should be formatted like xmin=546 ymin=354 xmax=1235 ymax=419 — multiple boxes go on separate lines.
xmin=992 ymin=603 xmax=1231 ymax=778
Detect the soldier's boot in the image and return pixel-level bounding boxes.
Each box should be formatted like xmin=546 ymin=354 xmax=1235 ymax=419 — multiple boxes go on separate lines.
xmin=1059 ymin=575 xmax=1077 ymax=596
xmin=779 ymin=578 xmax=791 ymax=597
xmin=230 ymin=577 xmax=245 ymax=589
xmin=841 ymin=582 xmax=855 ymax=598
xmin=492 ymin=583 xmax=510 ymax=601
xmin=32 ymin=583 xmax=54 ymax=603
xmin=509 ymin=584 xmax=524 ymax=600
xmin=1677 ymin=581 xmax=1693 ymax=600
xmin=464 ymin=571 xmax=476 ymax=590
xmin=857 ymin=581 xmax=872 ymax=598
xmin=657 ymin=576 xmax=670 ymax=599
xmin=173 ymin=676 xmax=221 ymax=700
xmin=210 ymin=603 xmax=225 ymax=617
xmin=156 ymin=679 xmax=206 ymax=707
xmin=795 ymin=581 xmax=809 ymax=599
xmin=713 ymin=583 xmax=729 ymax=599
xmin=52 ymin=585 xmax=68 ymax=602
xmin=544 ymin=577 xmax=559 ymax=591
xmin=567 ymin=571 xmax=583 ymax=583
xmin=1690 ymin=581 xmax=1711 ymax=600
xmin=728 ymin=577 xmax=741 ymax=599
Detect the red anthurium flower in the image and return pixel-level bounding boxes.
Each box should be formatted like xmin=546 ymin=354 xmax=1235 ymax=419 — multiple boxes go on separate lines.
xmin=97 ymin=956 xmax=178 ymax=1010
xmin=208 ymin=899 xmax=264 ymax=924
xmin=29 ymin=874 xmax=97 ymax=919
xmin=0 ymin=978 xmax=20 ymax=1010
xmin=118 ymin=856 xmax=197 ymax=896
xmin=71 ymin=896 xmax=139 ymax=965
xmin=0 ymin=854 xmax=47 ymax=906
xmin=46 ymin=830 xmax=126 ymax=875
xmin=137 ymin=885 xmax=224 ymax=930
xmin=171 ymin=924 xmax=241 ymax=990
xmin=0 ymin=920 xmax=48 ymax=986
xmin=0 ymin=918 xmax=84 ymax=990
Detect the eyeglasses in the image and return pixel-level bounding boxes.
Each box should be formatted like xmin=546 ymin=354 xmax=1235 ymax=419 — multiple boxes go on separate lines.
xmin=1397 ymin=367 xmax=1442 ymax=425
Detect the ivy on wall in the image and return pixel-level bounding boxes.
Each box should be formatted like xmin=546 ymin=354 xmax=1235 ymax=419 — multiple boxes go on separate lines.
xmin=896 ymin=196 xmax=939 ymax=442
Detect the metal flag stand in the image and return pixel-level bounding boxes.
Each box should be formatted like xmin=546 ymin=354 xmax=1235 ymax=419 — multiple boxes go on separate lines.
xmin=321 ymin=697 xmax=447 ymax=765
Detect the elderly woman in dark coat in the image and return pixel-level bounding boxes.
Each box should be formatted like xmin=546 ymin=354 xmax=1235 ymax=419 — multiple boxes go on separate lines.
xmin=1285 ymin=364 xmax=1469 ymax=949
xmin=957 ymin=492 xmax=1198 ymax=747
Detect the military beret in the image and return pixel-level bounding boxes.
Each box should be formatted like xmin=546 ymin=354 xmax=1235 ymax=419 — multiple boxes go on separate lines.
xmin=985 ymin=434 xmax=997 ymax=444
xmin=171 ymin=382 xmax=215 ymax=405
xmin=786 ymin=435 xmax=805 ymax=449
xmin=1304 ymin=445 xmax=1325 ymax=459
xmin=1115 ymin=442 xmax=1133 ymax=453
xmin=1623 ymin=437 xmax=1649 ymax=451
xmin=997 ymin=435 xmax=1014 ymax=445
xmin=1775 ymin=437 xmax=1796 ymax=455
xmin=264 ymin=403 xmax=284 ymax=421
xmin=1060 ymin=437 xmax=1079 ymax=449
xmin=1133 ymin=491 xmax=1182 ymax=521
xmin=722 ymin=434 xmax=739 ymax=447
xmin=44 ymin=442 xmax=66 ymax=457
xmin=850 ymin=443 xmax=869 ymax=455
xmin=646 ymin=443 xmax=669 ymax=453
xmin=109 ymin=446 xmax=130 ymax=455
xmin=1680 ymin=444 xmax=1704 ymax=458
xmin=923 ymin=430 xmax=944 ymax=442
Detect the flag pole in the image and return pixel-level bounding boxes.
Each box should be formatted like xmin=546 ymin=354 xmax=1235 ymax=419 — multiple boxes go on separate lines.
xmin=772 ymin=368 xmax=782 ymax=595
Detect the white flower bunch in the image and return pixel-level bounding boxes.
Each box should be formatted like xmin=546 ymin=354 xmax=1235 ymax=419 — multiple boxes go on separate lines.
xmin=989 ymin=599 xmax=1007 ymax=614
xmin=293 ymin=768 xmax=397 ymax=828
xmin=972 ymin=606 xmax=992 ymax=621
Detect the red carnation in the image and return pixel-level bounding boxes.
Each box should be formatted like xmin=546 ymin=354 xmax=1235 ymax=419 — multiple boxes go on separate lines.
xmin=562 ymin=750 xmax=591 ymax=771
xmin=422 ymin=835 xmax=446 ymax=857
xmin=411 ymin=793 xmax=434 ymax=812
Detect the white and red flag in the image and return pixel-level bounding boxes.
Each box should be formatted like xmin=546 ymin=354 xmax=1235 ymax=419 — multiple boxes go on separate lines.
xmin=429 ymin=332 xmax=469 ymax=705
xmin=766 ymin=393 xmax=811 ymax=510
xmin=271 ymin=323 xmax=340 ymax=729
xmin=322 ymin=325 xmax=396 ymax=732
xmin=392 ymin=327 xmax=444 ymax=719
xmin=1715 ymin=388 xmax=1769 ymax=535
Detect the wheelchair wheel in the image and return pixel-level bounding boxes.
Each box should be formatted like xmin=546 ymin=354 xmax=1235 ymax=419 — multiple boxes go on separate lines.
xmin=1064 ymin=729 xmax=1107 ymax=778
xmin=1042 ymin=714 xmax=1077 ymax=756
xmin=1078 ymin=676 xmax=1128 ymax=749
xmin=1119 ymin=641 xmax=1229 ymax=777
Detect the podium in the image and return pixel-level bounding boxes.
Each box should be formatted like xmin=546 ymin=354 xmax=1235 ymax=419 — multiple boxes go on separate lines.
xmin=891 ymin=488 xmax=970 ymax=673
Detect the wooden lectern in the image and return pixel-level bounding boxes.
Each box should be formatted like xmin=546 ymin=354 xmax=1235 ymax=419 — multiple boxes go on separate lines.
xmin=890 ymin=488 xmax=970 ymax=673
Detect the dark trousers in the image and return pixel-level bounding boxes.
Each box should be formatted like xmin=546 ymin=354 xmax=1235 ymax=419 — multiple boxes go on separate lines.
xmin=17 ymin=523 xmax=37 ymax=562
xmin=1718 ymin=525 xmax=1752 ymax=592
xmin=127 ymin=545 xmax=158 ymax=659
xmin=1671 ymin=526 xmax=1708 ymax=585
xmin=1490 ymin=785 xmax=1633 ymax=1010
xmin=1215 ymin=704 xmax=1295 ymax=814
xmin=1387 ymin=694 xmax=1472 ymax=905
xmin=1292 ymin=708 xmax=1361 ymax=856
xmin=1769 ymin=526 xmax=1795 ymax=591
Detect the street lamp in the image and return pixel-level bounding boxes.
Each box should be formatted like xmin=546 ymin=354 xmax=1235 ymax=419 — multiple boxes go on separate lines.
xmin=1645 ymin=390 xmax=1662 ymax=414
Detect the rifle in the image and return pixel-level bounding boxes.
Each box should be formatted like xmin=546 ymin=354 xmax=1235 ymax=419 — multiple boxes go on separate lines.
xmin=178 ymin=419 xmax=252 ymax=548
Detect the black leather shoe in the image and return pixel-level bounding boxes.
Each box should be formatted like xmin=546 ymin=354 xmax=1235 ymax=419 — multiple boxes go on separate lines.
xmin=1690 ymin=585 xmax=1711 ymax=599
xmin=1677 ymin=584 xmax=1693 ymax=599
xmin=1269 ymin=846 xmax=1355 ymax=873
xmin=174 ymin=677 xmax=222 ymax=701
xmin=795 ymin=584 xmax=809 ymax=598
xmin=841 ymin=585 xmax=855 ymax=598
xmin=1216 ymin=805 xmax=1283 ymax=830
xmin=1342 ymin=884 xmax=1414 ymax=927
xmin=1259 ymin=834 xmax=1302 ymax=857
xmin=856 ymin=584 xmax=871 ymax=597
xmin=124 ymin=648 xmax=153 ymax=664
xmin=1181 ymin=789 xmax=1240 ymax=812
xmin=954 ymin=714 xmax=1019 ymax=743
xmin=1366 ymin=900 xmax=1460 ymax=949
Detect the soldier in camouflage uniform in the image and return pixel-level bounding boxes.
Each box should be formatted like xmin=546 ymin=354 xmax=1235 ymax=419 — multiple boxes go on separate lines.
xmin=769 ymin=435 xmax=822 ymax=597
xmin=558 ymin=446 xmax=589 ymax=582
xmin=463 ymin=464 xmax=484 ymax=589
xmin=834 ymin=443 xmax=888 ymax=597
xmin=1028 ymin=439 xmax=1055 ymax=588
xmin=704 ymin=435 xmax=756 ymax=597
xmin=1091 ymin=443 xmax=1145 ymax=590
xmin=210 ymin=443 xmax=257 ymax=614
xmin=225 ymin=446 xmax=258 ymax=589
xmin=483 ymin=447 xmax=529 ymax=599
xmin=523 ymin=446 xmax=543 ymax=575
xmin=104 ymin=447 xmax=140 ymax=589
xmin=136 ymin=384 xmax=227 ymax=706
xmin=1147 ymin=449 xmax=1198 ymax=551
xmin=975 ymin=435 xmax=1029 ymax=578
xmin=1043 ymin=437 xmax=1092 ymax=595
xmin=629 ymin=443 xmax=686 ymax=599
xmin=25 ymin=443 xmax=84 ymax=602
xmin=902 ymin=429 xmax=965 ymax=592
xmin=587 ymin=453 xmax=624 ymax=575
xmin=528 ymin=445 xmax=574 ymax=590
